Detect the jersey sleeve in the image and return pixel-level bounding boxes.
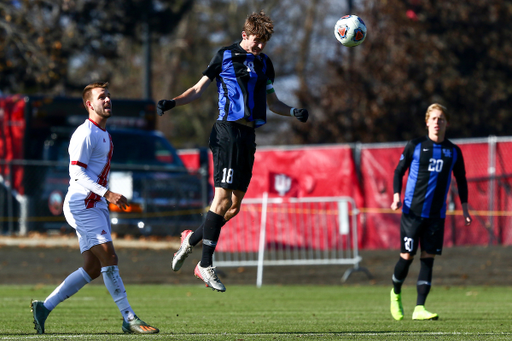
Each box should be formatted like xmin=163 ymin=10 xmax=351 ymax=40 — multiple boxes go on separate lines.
xmin=263 ymin=55 xmax=276 ymax=94
xmin=68 ymin=128 xmax=108 ymax=197
xmin=70 ymin=165 xmax=108 ymax=197
xmin=265 ymin=55 xmax=275 ymax=83
xmin=68 ymin=126 xmax=92 ymax=168
xmin=393 ymin=141 xmax=414 ymax=194
xmin=452 ymin=145 xmax=469 ymax=204
xmin=202 ymin=48 xmax=224 ymax=81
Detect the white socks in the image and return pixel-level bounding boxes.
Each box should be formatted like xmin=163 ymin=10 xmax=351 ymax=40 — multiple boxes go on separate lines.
xmin=101 ymin=265 xmax=135 ymax=322
xmin=44 ymin=267 xmax=91 ymax=311
xmin=42 ymin=265 xmax=135 ymax=323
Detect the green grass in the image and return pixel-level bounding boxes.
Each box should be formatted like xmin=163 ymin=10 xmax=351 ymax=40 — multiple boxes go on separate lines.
xmin=1 ymin=284 xmax=511 ymax=340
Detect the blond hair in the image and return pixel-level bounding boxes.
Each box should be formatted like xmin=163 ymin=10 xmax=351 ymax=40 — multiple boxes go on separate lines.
xmin=242 ymin=11 xmax=274 ymax=42
xmin=425 ymin=103 xmax=449 ymax=123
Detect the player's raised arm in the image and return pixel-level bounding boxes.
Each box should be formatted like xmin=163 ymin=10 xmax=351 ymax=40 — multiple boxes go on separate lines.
xmin=157 ymin=76 xmax=212 ymax=116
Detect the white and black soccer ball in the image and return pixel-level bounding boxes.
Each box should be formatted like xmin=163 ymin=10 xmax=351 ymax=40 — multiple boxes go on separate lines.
xmin=334 ymin=15 xmax=367 ymax=47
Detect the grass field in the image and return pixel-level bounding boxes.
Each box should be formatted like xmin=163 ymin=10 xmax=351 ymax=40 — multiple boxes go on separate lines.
xmin=0 ymin=284 xmax=511 ymax=340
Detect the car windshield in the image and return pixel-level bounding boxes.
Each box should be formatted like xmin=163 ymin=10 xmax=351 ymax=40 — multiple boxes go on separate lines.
xmin=110 ymin=131 xmax=185 ymax=167
xmin=43 ymin=130 xmax=185 ymax=168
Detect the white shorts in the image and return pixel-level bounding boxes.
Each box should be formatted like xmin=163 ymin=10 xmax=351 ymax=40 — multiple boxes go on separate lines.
xmin=63 ymin=202 xmax=112 ymax=253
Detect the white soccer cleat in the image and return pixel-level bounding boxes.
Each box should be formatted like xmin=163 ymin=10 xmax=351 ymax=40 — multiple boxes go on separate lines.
xmin=172 ymin=230 xmax=193 ymax=271
xmin=194 ymin=262 xmax=226 ymax=292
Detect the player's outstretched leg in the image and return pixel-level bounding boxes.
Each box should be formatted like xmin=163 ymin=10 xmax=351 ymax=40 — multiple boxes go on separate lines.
xmin=412 ymin=305 xmax=438 ymax=320
xmin=194 ymin=261 xmax=226 ymax=292
xmin=390 ymin=288 xmax=404 ymax=320
xmin=31 ymin=300 xmax=51 ymax=334
xmin=172 ymin=229 xmax=194 ymax=271
xmin=122 ymin=315 xmax=159 ymax=334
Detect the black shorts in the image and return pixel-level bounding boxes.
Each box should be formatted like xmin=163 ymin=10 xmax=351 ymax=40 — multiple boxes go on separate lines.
xmin=209 ymin=121 xmax=256 ymax=192
xmin=400 ymin=211 xmax=445 ymax=256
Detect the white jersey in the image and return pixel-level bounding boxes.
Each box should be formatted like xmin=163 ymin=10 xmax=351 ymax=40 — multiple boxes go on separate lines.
xmin=65 ymin=119 xmax=113 ymax=209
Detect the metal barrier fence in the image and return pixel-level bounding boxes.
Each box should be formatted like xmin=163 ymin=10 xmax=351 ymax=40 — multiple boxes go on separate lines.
xmin=214 ymin=194 xmax=372 ymax=287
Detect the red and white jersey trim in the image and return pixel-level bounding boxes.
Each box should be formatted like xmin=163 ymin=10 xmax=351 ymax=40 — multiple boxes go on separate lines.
xmin=65 ymin=119 xmax=113 ymax=209
xmin=71 ymin=161 xmax=88 ymax=168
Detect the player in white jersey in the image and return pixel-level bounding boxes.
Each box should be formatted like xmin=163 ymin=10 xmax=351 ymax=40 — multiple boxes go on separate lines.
xmin=31 ymin=82 xmax=158 ymax=335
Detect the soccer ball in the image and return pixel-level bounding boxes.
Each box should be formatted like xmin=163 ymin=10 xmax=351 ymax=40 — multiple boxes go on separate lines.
xmin=334 ymin=15 xmax=367 ymax=47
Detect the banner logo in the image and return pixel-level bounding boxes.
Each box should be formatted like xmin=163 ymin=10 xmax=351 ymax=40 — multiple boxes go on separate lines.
xmin=274 ymin=174 xmax=292 ymax=196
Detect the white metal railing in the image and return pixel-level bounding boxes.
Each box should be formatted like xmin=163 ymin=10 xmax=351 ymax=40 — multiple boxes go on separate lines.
xmin=214 ymin=194 xmax=372 ymax=287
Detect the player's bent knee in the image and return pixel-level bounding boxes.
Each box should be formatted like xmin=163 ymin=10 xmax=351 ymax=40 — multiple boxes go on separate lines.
xmin=227 ymin=206 xmax=241 ymax=219
xmin=400 ymin=252 xmax=414 ymax=261
xmin=83 ymin=266 xmax=101 ymax=279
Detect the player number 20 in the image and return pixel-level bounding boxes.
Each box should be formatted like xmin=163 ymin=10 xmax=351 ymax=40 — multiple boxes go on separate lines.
xmin=221 ymin=168 xmax=234 ymax=184
xmin=428 ymin=158 xmax=444 ymax=172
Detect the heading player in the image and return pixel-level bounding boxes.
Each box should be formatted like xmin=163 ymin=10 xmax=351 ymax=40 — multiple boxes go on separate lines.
xmin=157 ymin=11 xmax=309 ymax=292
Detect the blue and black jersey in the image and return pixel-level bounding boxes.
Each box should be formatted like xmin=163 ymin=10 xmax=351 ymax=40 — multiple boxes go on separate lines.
xmin=393 ymin=136 xmax=468 ymax=218
xmin=203 ymin=41 xmax=275 ymax=128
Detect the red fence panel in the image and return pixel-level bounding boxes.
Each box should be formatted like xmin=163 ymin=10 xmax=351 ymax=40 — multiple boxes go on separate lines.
xmin=359 ymin=143 xmax=404 ymax=249
xmin=493 ymin=140 xmax=512 ymax=245
xmin=451 ymin=141 xmax=491 ymax=246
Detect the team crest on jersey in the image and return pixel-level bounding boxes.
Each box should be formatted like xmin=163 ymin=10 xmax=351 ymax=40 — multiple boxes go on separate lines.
xmin=442 ymin=148 xmax=452 ymax=158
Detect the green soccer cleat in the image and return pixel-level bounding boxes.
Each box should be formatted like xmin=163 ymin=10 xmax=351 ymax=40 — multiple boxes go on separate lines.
xmin=31 ymin=300 xmax=51 ymax=334
xmin=122 ymin=315 xmax=159 ymax=334
xmin=390 ymin=288 xmax=404 ymax=320
xmin=412 ymin=305 xmax=439 ymax=320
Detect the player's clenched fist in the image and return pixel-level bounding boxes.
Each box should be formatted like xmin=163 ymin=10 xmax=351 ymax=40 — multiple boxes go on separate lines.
xmin=157 ymin=99 xmax=176 ymax=116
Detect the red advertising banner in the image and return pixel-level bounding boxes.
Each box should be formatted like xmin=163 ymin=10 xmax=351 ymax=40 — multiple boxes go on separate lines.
xmin=179 ymin=145 xmax=362 ymax=202
xmin=179 ymin=145 xmax=363 ymax=252
xmin=247 ymin=146 xmax=363 ymax=202
xmin=495 ymin=142 xmax=512 ymax=245
xmin=0 ymin=95 xmax=26 ymax=194
xmin=179 ymin=139 xmax=512 ymax=250
xmin=359 ymin=145 xmax=404 ymax=249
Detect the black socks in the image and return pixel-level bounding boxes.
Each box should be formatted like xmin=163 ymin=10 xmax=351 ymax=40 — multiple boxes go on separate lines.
xmin=189 ymin=214 xmax=227 ymax=246
xmin=200 ymin=211 xmax=226 ymax=267
xmin=416 ymin=257 xmax=434 ymax=305
xmin=392 ymin=257 xmax=413 ymax=294
xmin=189 ymin=223 xmax=204 ymax=246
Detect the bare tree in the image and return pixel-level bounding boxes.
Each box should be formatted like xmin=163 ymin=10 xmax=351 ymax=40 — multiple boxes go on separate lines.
xmin=297 ymin=0 xmax=512 ymax=143
xmin=0 ymin=0 xmax=193 ymax=96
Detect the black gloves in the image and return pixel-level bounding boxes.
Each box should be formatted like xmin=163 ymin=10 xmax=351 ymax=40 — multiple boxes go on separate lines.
xmin=157 ymin=99 xmax=176 ymax=116
xmin=291 ymin=108 xmax=309 ymax=123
